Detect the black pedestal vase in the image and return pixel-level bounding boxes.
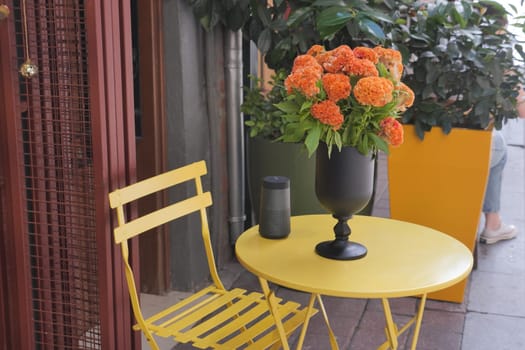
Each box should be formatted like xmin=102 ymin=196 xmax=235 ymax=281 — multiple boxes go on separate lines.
xmin=315 ymin=142 xmax=374 ymax=260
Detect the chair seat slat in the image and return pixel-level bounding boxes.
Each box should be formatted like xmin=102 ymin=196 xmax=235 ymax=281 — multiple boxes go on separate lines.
xmin=243 ymin=307 xmax=315 ymax=350
xmin=217 ymin=299 xmax=308 ymax=349
xmin=141 ymin=285 xmax=218 ymax=326
xmin=195 ymin=300 xmax=299 ymax=349
xmin=174 ymin=291 xmax=270 ymax=342
xmin=155 ymin=288 xmax=247 ymax=337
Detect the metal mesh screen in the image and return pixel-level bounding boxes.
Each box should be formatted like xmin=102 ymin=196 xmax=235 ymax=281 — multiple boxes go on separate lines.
xmin=15 ymin=1 xmax=101 ymax=348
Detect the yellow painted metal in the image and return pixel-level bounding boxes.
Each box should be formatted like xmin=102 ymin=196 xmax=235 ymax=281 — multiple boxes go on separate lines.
xmin=109 ymin=161 xmax=316 ymax=349
xmin=388 ymin=125 xmax=491 ymax=302
xmin=236 ymin=214 xmax=473 ymax=349
xmin=236 ymin=215 xmax=473 ymax=298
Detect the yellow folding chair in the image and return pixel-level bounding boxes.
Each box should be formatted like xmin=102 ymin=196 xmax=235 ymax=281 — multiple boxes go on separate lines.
xmin=109 ymin=160 xmax=316 ymax=349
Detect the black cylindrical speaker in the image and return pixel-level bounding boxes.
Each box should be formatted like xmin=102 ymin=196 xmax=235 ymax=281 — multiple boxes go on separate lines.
xmin=259 ymin=176 xmax=291 ymax=239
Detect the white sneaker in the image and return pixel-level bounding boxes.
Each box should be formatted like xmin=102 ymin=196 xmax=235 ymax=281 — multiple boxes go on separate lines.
xmin=480 ymin=223 xmax=518 ymax=244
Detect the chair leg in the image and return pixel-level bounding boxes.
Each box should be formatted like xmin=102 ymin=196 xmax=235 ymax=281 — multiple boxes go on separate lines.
xmin=258 ymin=277 xmax=291 ymax=350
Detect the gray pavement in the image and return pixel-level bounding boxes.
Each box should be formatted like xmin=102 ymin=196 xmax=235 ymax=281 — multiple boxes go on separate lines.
xmin=143 ymin=119 xmax=525 ymax=349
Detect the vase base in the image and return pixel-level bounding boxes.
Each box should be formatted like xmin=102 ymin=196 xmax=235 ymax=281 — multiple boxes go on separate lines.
xmin=315 ymin=240 xmax=367 ymax=260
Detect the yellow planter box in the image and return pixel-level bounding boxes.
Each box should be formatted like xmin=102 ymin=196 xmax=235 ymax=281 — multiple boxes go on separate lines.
xmin=388 ymin=124 xmax=492 ymax=303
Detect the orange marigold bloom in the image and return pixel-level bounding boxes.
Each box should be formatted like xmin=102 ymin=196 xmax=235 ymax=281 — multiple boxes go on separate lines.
xmin=321 ymin=45 xmax=354 ymax=73
xmin=310 ymin=100 xmax=344 ymax=130
xmin=315 ymin=51 xmax=330 ymax=67
xmin=322 ymin=73 xmax=351 ymax=102
xmin=353 ymin=47 xmax=378 ymax=64
xmin=395 ymin=82 xmax=415 ymax=111
xmin=379 ymin=117 xmax=404 ymax=147
xmin=353 ymin=77 xmax=394 ymax=107
xmin=344 ymin=58 xmax=379 ymax=78
xmin=374 ymin=46 xmax=402 ymax=64
xmin=291 ymin=54 xmax=323 ymax=77
xmin=285 ymin=68 xmax=321 ymax=98
xmin=306 ymin=44 xmax=325 ymax=58
xmin=374 ymin=46 xmax=404 ymax=80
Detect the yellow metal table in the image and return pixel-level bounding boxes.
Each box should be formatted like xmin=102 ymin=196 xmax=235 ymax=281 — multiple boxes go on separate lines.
xmin=235 ymin=214 xmax=473 ymax=350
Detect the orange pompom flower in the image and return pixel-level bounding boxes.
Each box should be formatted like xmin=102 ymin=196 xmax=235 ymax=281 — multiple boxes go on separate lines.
xmin=311 ymin=100 xmax=344 ymax=130
xmin=379 ymin=117 xmax=404 ymax=146
xmin=285 ymin=67 xmax=321 ymax=98
xmin=353 ymin=77 xmax=394 ymax=107
xmin=321 ymin=45 xmax=354 ymax=73
xmin=395 ymin=82 xmax=415 ymax=111
xmin=344 ymin=58 xmax=379 ymax=78
xmin=322 ymin=73 xmax=351 ymax=102
xmin=353 ymin=47 xmax=378 ymax=64
xmin=291 ymin=54 xmax=323 ymax=77
xmin=306 ymin=44 xmax=325 ymax=58
xmin=374 ymin=46 xmax=404 ymax=81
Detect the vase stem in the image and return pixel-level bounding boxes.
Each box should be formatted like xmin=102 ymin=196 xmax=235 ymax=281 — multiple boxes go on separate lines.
xmin=333 ymin=215 xmax=351 ymax=241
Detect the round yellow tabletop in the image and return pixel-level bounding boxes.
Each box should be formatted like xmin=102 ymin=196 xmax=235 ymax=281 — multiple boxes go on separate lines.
xmin=235 ymin=214 xmax=473 ymax=298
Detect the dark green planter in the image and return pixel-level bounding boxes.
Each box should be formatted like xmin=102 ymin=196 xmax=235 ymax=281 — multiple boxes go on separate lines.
xmin=247 ymin=138 xmax=325 ymax=221
xmin=247 ymin=138 xmax=377 ymax=222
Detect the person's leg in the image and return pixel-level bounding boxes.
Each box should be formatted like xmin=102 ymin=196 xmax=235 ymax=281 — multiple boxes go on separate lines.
xmin=483 ymin=131 xmax=506 ymax=229
xmin=481 ymin=131 xmax=517 ymax=243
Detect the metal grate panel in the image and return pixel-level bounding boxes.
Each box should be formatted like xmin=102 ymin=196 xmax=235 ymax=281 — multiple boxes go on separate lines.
xmin=16 ymin=1 xmax=101 ymax=348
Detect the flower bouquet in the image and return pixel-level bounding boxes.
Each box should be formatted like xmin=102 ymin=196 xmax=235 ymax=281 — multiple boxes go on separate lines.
xmin=276 ymin=44 xmax=414 ymax=157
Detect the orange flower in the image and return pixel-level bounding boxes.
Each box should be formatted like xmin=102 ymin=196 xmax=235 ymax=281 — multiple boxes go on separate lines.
xmin=374 ymin=46 xmax=402 ymax=62
xmin=275 ymin=44 xmax=412 ymax=156
xmin=291 ymin=54 xmax=323 ymax=77
xmin=306 ymin=44 xmax=325 ymax=58
xmin=322 ymin=73 xmax=351 ymax=102
xmin=344 ymin=58 xmax=379 ymax=78
xmin=379 ymin=117 xmax=404 ymax=146
xmin=374 ymin=46 xmax=404 ymax=81
xmin=285 ymin=67 xmax=321 ymax=98
xmin=321 ymin=45 xmax=354 ymax=73
xmin=353 ymin=47 xmax=378 ymax=64
xmin=353 ymin=77 xmax=394 ymax=107
xmin=395 ymin=82 xmax=415 ymax=111
xmin=311 ymin=100 xmax=344 ymax=130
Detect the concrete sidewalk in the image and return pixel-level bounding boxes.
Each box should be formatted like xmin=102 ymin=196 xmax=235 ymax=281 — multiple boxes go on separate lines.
xmin=145 ymin=119 xmax=525 ymax=350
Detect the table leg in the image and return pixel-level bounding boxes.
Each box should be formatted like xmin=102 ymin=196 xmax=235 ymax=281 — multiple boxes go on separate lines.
xmin=409 ymin=294 xmax=427 ymax=350
xmin=315 ymin=294 xmax=340 ymax=350
xmin=378 ymin=295 xmax=428 ymax=350
xmin=294 ymin=293 xmax=316 ymax=350
xmin=257 ymin=278 xmax=339 ymax=350
xmin=381 ymin=298 xmax=399 ymax=350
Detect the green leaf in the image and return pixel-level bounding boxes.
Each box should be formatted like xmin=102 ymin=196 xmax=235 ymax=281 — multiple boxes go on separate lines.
xmin=287 ymin=7 xmax=312 ymax=27
xmin=305 ymin=126 xmax=321 ymax=157
xmin=451 ymin=8 xmax=466 ymax=29
xmin=317 ymin=7 xmax=353 ymax=39
xmin=369 ymin=133 xmax=389 ymax=154
xmin=333 ymin=131 xmax=342 ymax=150
xmin=274 ymin=101 xmax=298 ymax=114
xmin=312 ymin=0 xmax=347 ymax=6
xmin=256 ymin=3 xmax=271 ymax=27
xmin=257 ymin=28 xmax=272 ymax=53
xmin=359 ymin=18 xmax=386 ymax=41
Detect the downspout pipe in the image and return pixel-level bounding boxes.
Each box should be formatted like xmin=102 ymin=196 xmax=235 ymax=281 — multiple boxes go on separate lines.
xmin=225 ymin=30 xmax=245 ymax=244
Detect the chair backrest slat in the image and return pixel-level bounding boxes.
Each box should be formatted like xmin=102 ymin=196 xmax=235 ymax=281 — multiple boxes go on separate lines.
xmin=108 ymin=160 xmax=207 ymax=208
xmin=113 ymin=192 xmax=212 ymax=243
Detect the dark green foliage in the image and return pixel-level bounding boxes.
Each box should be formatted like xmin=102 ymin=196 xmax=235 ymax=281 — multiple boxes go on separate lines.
xmin=381 ymin=0 xmax=525 ymax=136
xmin=189 ymin=0 xmax=525 ymax=138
